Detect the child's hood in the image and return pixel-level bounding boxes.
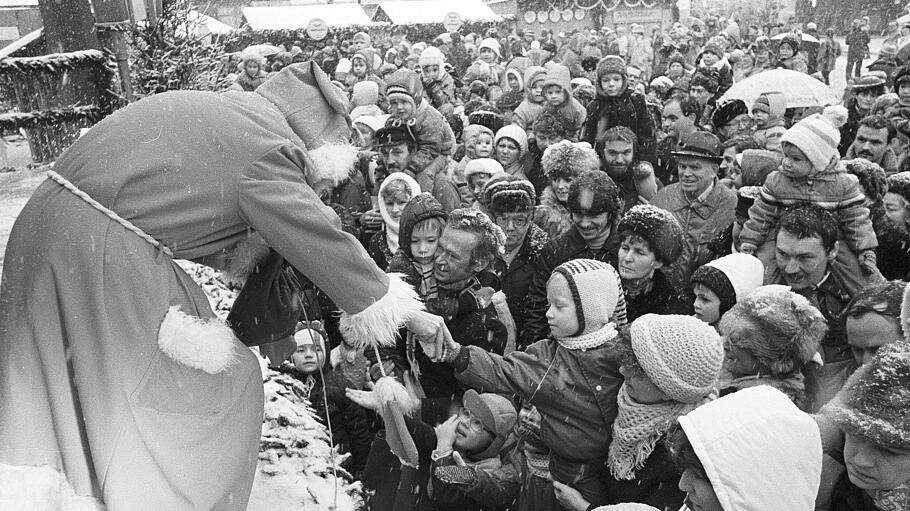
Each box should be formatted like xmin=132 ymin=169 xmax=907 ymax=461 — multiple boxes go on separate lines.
xmin=397 ymin=192 xmax=447 ymax=259
xmin=595 ymin=55 xmax=629 ymax=97
xmin=542 ymin=64 xmax=572 ymax=102
xmin=523 ymin=66 xmax=547 ymax=102
xmin=352 ymin=48 xmax=378 ymax=74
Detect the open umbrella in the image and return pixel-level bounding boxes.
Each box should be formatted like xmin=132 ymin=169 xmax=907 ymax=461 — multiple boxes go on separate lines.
xmin=771 ymin=32 xmax=819 ymax=44
xmin=719 ymin=69 xmax=838 ymax=108
xmin=241 ymin=44 xmax=281 ymax=60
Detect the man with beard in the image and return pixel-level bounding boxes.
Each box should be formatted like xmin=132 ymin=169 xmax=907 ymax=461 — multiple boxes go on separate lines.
xmin=845 ymin=115 xmax=899 ymax=174
xmin=522 ymin=170 xmax=626 ymax=345
xmin=600 ymin=126 xmax=660 ymax=212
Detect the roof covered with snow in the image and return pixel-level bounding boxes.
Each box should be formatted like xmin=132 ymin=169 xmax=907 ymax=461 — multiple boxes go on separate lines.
xmin=0 ymin=0 xmax=38 ymax=8
xmin=373 ymin=0 xmax=501 ymax=24
xmin=242 ymin=4 xmax=382 ymax=30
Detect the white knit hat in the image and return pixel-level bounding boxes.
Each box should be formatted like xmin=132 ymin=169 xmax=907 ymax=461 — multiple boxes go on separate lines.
xmin=418 ymin=46 xmax=445 ymax=68
xmin=464 ymin=158 xmax=505 ymax=182
xmin=551 ymin=259 xmax=621 ymax=336
xmin=691 ymin=253 xmax=764 ymax=317
xmin=780 ymin=110 xmax=842 ymax=172
xmin=479 ymin=37 xmax=501 ymax=59
xmin=630 ymin=314 xmax=723 ymax=403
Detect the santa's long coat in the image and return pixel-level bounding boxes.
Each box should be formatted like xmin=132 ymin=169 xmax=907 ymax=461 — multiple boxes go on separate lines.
xmin=0 ymin=63 xmax=417 ymax=510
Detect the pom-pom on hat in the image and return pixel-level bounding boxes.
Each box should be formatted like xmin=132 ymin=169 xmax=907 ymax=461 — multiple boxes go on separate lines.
xmin=617 ymin=205 xmax=685 ymax=265
xmin=542 ymin=140 xmax=600 ymax=181
xmin=780 ymin=110 xmax=842 ymax=172
xmin=484 ymin=177 xmax=536 ymax=215
xmin=630 ymin=314 xmax=724 ymax=403
xmin=691 ymin=253 xmax=764 ymax=317
xmin=712 ymin=98 xmax=749 ymax=129
xmin=718 ymin=285 xmax=827 ymax=377
xmin=824 ymin=338 xmax=910 ymax=449
xmin=551 ymin=259 xmax=622 ymax=337
xmin=464 ymin=158 xmax=505 ymax=182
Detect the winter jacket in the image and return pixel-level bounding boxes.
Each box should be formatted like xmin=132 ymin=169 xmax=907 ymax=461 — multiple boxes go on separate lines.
xmin=0 ymin=63 xmax=400 ymax=510
xmin=846 ymin=28 xmax=870 ymax=59
xmin=624 ymin=269 xmax=692 ymax=322
xmin=739 ymin=165 xmax=877 ymax=254
xmin=560 ymin=34 xmax=588 ymax=78
xmin=492 ymin=224 xmax=549 ymax=351
xmin=234 ymin=70 xmax=267 ymax=91
xmin=368 ymin=228 xmax=396 ymax=271
xmin=453 ymin=340 xmax=623 ymax=465
xmin=651 ymin=182 xmax=737 ymax=276
xmin=873 ymin=210 xmax=910 ymax=281
xmin=521 ymin=227 xmax=623 ymax=346
xmin=600 ymin=439 xmax=686 ymax=510
xmin=818 ymin=37 xmax=841 ymax=73
xmin=512 ymin=66 xmax=548 ymax=130
xmin=532 ymin=186 xmax=573 ymax=239
xmin=677 ymin=386 xmax=822 ymax=511
xmin=583 ymin=90 xmax=655 ymax=164
xmin=751 ymin=124 xmax=787 ymax=152
xmin=424 ymin=72 xmax=458 ymax=117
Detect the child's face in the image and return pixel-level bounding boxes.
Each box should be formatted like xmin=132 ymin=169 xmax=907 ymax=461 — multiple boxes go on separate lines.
xmin=692 ymin=283 xmax=722 ymax=325
xmin=469 ymin=173 xmax=493 ymax=199
xmin=508 ymin=75 xmax=520 ymax=90
xmin=244 ymin=61 xmax=260 ymax=76
xmin=702 ymin=52 xmax=720 ymax=66
xmin=619 ymin=364 xmax=670 ymax=404
xmin=479 ymin=47 xmax=496 ymax=63
xmin=475 ymin=134 xmax=494 ymax=158
xmin=752 ymin=110 xmax=770 ymax=128
xmin=843 ymin=432 xmax=910 ymax=491
xmin=779 ymin=44 xmax=794 ymax=59
xmin=383 ymin=195 xmax=410 ymax=222
xmin=291 ymin=341 xmax=325 ymax=374
xmin=529 ymin=79 xmax=545 ymax=102
xmin=544 ymin=85 xmax=565 ymax=106
xmin=722 ymin=332 xmax=764 ymax=377
xmin=899 ymin=83 xmax=910 ymax=101
xmin=600 ymin=73 xmax=624 ymax=96
xmin=669 ymin=62 xmax=684 ymax=77
xmin=545 ymin=273 xmax=579 ymax=338
xmin=454 ymin=407 xmax=495 ymax=453
xmin=351 ymin=59 xmax=367 ymax=76
xmin=421 ymin=64 xmax=439 ymax=81
xmin=410 ymin=222 xmax=441 ymax=265
xmin=781 ymin=142 xmax=815 ymax=178
xmin=388 ymin=97 xmax=416 ymax=120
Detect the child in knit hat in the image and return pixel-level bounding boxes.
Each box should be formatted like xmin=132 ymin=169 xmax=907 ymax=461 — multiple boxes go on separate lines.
xmin=750 ymin=91 xmax=788 ymax=151
xmin=464 ymin=158 xmax=504 ymax=209
xmin=540 ymin=64 xmax=587 ymax=141
xmin=717 ymin=285 xmax=827 ymax=410
xmin=691 ymin=252 xmax=764 ymax=327
xmin=419 ymin=46 xmax=457 ymax=116
xmin=820 ymin=337 xmax=910 ymax=510
xmin=452 ymin=125 xmax=496 ymax=202
xmin=739 ymin=106 xmax=880 ymax=295
xmin=426 ymin=259 xmax=627 ymax=505
xmin=583 ymin=56 xmax=656 ymax=164
xmin=553 ymin=313 xmax=724 ymax=511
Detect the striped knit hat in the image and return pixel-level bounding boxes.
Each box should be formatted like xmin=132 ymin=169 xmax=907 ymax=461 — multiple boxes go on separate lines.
xmin=551 ymin=259 xmax=621 ymax=337
xmin=630 ymin=314 xmax=723 ymax=403
xmin=780 ymin=110 xmax=842 ymax=172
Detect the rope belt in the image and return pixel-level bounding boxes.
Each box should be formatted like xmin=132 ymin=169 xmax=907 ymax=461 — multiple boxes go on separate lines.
xmin=46 ymin=170 xmax=174 ymax=258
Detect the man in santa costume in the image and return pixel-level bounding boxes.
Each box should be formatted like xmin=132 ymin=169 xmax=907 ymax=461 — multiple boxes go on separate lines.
xmin=0 ymin=62 xmax=438 ymax=510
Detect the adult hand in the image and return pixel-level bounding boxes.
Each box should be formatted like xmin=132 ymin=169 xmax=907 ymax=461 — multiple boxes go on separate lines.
xmin=368 ymin=360 xmax=399 ymax=382
xmin=551 ymin=480 xmax=591 ymax=511
xmin=345 ymin=388 xmax=380 ymax=411
xmin=434 ymin=415 xmax=459 ymax=452
xmin=407 ymin=310 xmax=449 ymax=361
xmin=361 ymin=209 xmax=383 ymax=230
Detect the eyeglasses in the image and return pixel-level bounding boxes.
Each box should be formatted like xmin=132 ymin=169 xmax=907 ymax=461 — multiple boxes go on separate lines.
xmin=495 ymin=215 xmax=530 ymax=229
xmin=457 ymin=407 xmax=489 ymax=433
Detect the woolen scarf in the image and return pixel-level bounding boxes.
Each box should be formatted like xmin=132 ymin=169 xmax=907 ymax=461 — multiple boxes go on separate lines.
xmin=555 ymin=322 xmax=618 ymax=351
xmin=607 ymin=383 xmax=691 ymax=480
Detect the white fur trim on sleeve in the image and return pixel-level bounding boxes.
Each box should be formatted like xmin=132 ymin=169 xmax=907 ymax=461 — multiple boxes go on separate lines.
xmin=158 ymin=306 xmax=239 ymax=374
xmin=339 ymin=273 xmax=424 ymax=350
xmin=224 ymin=232 xmax=271 ymax=285
xmin=0 ymin=464 xmax=106 ymax=511
xmin=305 ymin=142 xmax=360 ymax=187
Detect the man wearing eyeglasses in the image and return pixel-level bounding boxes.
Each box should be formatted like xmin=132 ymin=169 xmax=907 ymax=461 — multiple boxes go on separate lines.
xmin=712 ymin=98 xmax=752 ymax=142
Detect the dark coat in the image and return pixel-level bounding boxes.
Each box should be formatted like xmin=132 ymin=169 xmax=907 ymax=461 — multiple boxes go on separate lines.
xmin=873 ymin=211 xmax=910 ymax=281
xmin=624 ymin=269 xmax=692 ymax=323
xmin=368 ymin=228 xmax=395 ymax=271
xmin=602 ymin=439 xmax=686 ymax=510
xmin=583 ymin=90 xmax=656 ymax=164
xmin=493 ymin=224 xmax=549 ymax=351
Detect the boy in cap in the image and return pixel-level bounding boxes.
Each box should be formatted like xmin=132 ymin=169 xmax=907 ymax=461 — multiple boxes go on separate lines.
xmin=750 ymin=91 xmax=787 ymax=151
xmin=583 ymin=55 xmax=656 ymax=164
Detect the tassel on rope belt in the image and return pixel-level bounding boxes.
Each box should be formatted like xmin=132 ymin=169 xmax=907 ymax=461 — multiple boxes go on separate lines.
xmin=46 ymin=170 xmax=173 ymax=260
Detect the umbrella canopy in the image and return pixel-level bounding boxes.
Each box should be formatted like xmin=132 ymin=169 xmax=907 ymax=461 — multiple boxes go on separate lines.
xmin=771 ymin=32 xmax=819 ymax=44
xmin=719 ymin=69 xmax=838 ymax=108
xmin=241 ymin=44 xmax=281 ymax=59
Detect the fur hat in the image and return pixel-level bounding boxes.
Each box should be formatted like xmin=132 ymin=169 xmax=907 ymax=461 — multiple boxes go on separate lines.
xmin=690 ymin=69 xmax=719 ymax=94
xmin=255 ymin=62 xmax=357 ymax=187
xmin=667 ymin=52 xmax=687 ymax=69
xmin=532 ymin=109 xmax=570 ymax=138
xmin=712 ymin=98 xmax=749 ymax=129
xmin=778 ymin=33 xmax=801 ymax=54
xmin=630 ymin=314 xmax=724 ymax=403
xmin=617 ymin=205 xmax=684 ymax=265
xmin=542 ymin=64 xmax=572 ymax=93
xmin=485 ymin=177 xmax=537 ymax=216
xmin=418 ymin=46 xmax=445 ymax=69
xmin=844 ymin=158 xmax=888 ymax=204
xmin=824 ymin=338 xmax=910 ymax=449
xmin=464 ymin=158 xmax=505 ymax=182
xmin=469 ymin=110 xmax=506 ymax=134
xmin=751 ymin=91 xmax=787 ymax=120
xmin=463 ymin=389 xmax=518 ymax=458
xmin=568 ymin=170 xmax=624 ymax=216
xmin=781 ymin=109 xmax=842 ymax=172
xmin=542 ymin=140 xmax=600 ymax=181
xmin=691 ymin=253 xmax=764 ymax=317
xmin=497 ymin=89 xmax=524 ymax=111
xmin=739 ymin=149 xmax=781 ymax=187
xmin=597 ymin=55 xmax=627 ymax=79
xmin=551 ymin=259 xmax=621 ymax=337
xmin=888 ymin=171 xmax=910 ymax=206
xmin=718 ymin=285 xmax=826 ymax=377
xmin=494 ymin=124 xmax=529 ymax=156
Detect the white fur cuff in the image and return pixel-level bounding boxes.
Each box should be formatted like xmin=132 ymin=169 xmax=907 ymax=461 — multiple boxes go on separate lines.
xmin=158 ymin=306 xmax=238 ymax=374
xmin=0 ymin=464 xmax=106 ymax=511
xmin=339 ymin=273 xmax=423 ymax=350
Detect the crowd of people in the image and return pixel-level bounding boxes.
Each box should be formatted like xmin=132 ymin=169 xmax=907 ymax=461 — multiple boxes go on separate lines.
xmin=224 ymin=12 xmax=910 ymax=511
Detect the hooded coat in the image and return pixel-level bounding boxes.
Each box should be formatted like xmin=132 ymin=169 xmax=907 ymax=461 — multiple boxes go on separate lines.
xmin=512 ymin=66 xmax=547 ymax=130
xmin=0 ymin=63 xmax=422 ymax=510
xmin=540 ymin=65 xmax=587 ymax=141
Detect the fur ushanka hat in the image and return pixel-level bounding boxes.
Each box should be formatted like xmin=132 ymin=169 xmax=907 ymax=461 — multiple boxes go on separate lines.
xmin=617 ymin=205 xmax=684 ymax=265
xmin=484 ymin=177 xmax=536 ymax=216
xmin=718 ymin=285 xmax=826 ymax=377
xmin=542 ymin=140 xmax=600 ymax=181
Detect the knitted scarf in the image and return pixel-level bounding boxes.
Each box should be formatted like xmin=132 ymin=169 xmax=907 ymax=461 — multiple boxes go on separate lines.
xmin=607 ymin=383 xmax=691 ymax=480
xmin=871 ymin=482 xmax=910 ymax=511
xmin=555 ymin=322 xmax=618 ymax=351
